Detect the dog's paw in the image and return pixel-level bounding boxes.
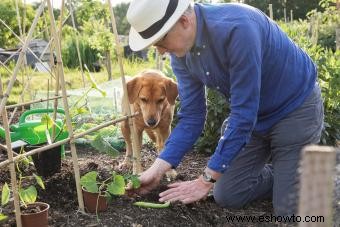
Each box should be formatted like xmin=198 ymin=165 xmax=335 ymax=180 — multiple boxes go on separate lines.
xmin=165 ymin=169 xmax=178 ymax=181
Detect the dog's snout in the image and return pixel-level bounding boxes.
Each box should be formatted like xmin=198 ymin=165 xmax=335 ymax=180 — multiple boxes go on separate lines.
xmin=147 ymin=118 xmax=157 ymax=127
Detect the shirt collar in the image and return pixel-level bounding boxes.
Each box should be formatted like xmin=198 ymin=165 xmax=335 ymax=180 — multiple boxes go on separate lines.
xmin=190 ymin=3 xmax=205 ymax=53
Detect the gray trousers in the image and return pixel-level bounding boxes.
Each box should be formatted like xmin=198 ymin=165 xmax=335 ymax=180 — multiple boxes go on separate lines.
xmin=213 ymin=84 xmax=324 ymax=216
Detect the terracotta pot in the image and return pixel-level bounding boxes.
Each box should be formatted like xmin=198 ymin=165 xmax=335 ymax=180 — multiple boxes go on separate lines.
xmin=82 ymin=187 xmax=108 ymax=213
xmin=21 ymin=202 xmax=49 ymax=227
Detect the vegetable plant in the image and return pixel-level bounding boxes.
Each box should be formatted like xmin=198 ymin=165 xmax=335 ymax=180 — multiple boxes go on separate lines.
xmin=1 ymin=149 xmax=45 ymax=215
xmin=80 ymin=170 xmax=140 ymax=198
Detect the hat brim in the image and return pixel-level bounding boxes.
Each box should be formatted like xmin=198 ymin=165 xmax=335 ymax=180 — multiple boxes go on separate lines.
xmin=128 ymin=0 xmax=190 ymax=51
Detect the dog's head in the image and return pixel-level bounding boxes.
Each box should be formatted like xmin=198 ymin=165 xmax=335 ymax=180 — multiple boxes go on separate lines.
xmin=126 ymin=69 xmax=178 ymax=128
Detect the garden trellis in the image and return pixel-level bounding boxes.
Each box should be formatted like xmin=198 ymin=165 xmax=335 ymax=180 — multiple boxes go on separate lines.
xmin=0 ymin=0 xmax=140 ymax=226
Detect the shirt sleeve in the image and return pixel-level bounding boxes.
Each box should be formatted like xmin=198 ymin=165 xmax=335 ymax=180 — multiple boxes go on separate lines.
xmin=208 ymin=21 xmax=263 ymax=173
xmin=158 ymin=57 xmax=207 ymax=168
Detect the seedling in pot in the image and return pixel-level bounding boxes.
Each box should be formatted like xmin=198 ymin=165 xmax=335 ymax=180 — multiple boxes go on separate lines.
xmin=1 ymin=149 xmax=47 ymax=226
xmin=80 ymin=171 xmax=140 ymax=216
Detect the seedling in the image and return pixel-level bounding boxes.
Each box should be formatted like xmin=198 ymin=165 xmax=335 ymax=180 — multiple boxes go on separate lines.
xmin=80 ymin=170 xmax=140 ymax=217
xmin=80 ymin=171 xmax=140 ymax=196
xmin=1 ymin=148 xmax=45 ymax=216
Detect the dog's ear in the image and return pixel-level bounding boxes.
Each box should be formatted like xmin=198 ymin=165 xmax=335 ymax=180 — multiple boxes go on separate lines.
xmin=126 ymin=77 xmax=142 ymax=104
xmin=165 ymin=78 xmax=178 ymax=105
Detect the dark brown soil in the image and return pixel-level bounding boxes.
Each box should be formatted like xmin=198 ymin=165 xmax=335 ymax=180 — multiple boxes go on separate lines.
xmin=0 ymin=143 xmax=278 ymax=227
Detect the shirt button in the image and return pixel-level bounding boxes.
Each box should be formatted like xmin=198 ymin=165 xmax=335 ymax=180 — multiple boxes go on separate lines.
xmin=197 ymin=52 xmax=201 ymax=56
xmin=217 ymin=86 xmax=220 ymax=90
xmin=206 ymin=71 xmax=210 ymax=76
xmin=203 ymin=45 xmax=206 ymax=48
xmin=222 ymin=164 xmax=226 ymax=168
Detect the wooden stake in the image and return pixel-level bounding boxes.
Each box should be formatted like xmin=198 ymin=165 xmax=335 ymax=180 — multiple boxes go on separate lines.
xmin=107 ymin=0 xmax=142 ymax=174
xmin=69 ymin=0 xmax=86 ymax=88
xmin=0 ymin=78 xmax=22 ymax=227
xmin=269 ymin=4 xmax=273 ymax=20
xmin=290 ymin=10 xmax=293 ymax=22
xmin=298 ymin=145 xmax=336 ymax=227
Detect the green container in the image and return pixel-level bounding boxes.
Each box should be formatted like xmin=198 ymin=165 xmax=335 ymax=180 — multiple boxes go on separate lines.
xmin=0 ymin=108 xmax=69 ymax=157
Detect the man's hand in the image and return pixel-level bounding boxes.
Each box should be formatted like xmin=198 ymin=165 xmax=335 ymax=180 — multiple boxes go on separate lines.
xmin=158 ymin=176 xmax=214 ymax=204
xmin=131 ymin=158 xmax=172 ymax=195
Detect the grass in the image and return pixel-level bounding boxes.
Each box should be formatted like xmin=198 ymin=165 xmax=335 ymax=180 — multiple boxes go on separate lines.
xmin=1 ymin=59 xmax=157 ymax=105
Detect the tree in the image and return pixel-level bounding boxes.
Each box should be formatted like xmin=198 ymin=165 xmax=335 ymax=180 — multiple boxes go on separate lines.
xmin=0 ymin=0 xmax=35 ymax=48
xmin=73 ymin=0 xmax=109 ymax=28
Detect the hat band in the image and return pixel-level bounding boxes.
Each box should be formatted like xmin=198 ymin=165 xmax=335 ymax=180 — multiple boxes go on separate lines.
xmin=138 ymin=0 xmax=179 ymax=39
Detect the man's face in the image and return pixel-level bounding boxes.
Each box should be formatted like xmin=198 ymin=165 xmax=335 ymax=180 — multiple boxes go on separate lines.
xmin=153 ymin=16 xmax=194 ymax=57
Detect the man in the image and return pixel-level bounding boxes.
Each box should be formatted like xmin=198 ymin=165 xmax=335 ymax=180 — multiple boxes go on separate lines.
xmin=126 ymin=0 xmax=324 ymax=216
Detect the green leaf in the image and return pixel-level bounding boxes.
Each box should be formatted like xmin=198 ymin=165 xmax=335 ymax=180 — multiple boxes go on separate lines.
xmin=128 ymin=175 xmax=141 ymax=189
xmin=0 ymin=213 xmax=8 ymax=222
xmin=20 ymin=155 xmax=31 ymax=167
xmin=1 ymin=183 xmax=10 ymax=206
xmin=84 ymin=65 xmax=107 ymax=97
xmin=19 ymin=186 xmax=37 ymax=204
xmin=80 ymin=171 xmax=99 ymax=193
xmin=76 ymin=107 xmax=89 ymax=115
xmin=33 ymin=174 xmax=45 ymax=190
xmin=90 ymin=135 xmax=120 ymax=157
xmin=107 ymin=175 xmax=125 ymax=195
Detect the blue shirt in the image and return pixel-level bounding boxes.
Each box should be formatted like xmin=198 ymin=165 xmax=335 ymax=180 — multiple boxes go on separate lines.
xmin=159 ymin=3 xmax=317 ymax=173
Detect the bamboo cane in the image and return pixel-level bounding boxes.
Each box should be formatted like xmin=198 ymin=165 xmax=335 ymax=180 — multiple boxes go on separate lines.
xmin=46 ymin=0 xmax=85 ymax=212
xmin=51 ymin=0 xmax=66 ymax=142
xmin=15 ymin=0 xmax=23 ymax=38
xmin=69 ymin=1 xmax=86 ymax=88
xmin=0 ymin=1 xmax=46 ymax=115
xmin=107 ymin=0 xmax=142 ymax=174
xmin=0 ymin=77 xmax=22 ymax=227
xmin=6 ymin=95 xmax=66 ymax=109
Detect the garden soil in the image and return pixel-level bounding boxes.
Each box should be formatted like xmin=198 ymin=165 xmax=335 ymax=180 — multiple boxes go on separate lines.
xmin=0 ymin=143 xmax=278 ymax=227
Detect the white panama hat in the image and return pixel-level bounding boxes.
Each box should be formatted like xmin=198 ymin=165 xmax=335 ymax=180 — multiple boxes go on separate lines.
xmin=127 ymin=0 xmax=191 ymax=51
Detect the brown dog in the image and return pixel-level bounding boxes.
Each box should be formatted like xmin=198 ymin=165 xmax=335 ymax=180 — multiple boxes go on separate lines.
xmin=120 ymin=69 xmax=178 ymax=172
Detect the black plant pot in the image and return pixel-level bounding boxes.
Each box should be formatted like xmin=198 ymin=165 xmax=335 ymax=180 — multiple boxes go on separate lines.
xmin=29 ymin=144 xmax=62 ymax=177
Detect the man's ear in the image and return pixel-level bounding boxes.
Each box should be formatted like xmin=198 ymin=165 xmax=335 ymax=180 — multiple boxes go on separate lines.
xmin=165 ymin=78 xmax=178 ymax=105
xmin=179 ymin=14 xmax=190 ymax=29
xmin=126 ymin=77 xmax=142 ymax=104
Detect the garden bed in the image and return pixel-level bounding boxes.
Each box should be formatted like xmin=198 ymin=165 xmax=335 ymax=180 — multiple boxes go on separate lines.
xmin=0 ymin=143 xmax=276 ymax=227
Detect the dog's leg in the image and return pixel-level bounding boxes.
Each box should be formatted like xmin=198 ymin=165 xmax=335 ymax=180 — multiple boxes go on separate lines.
xmin=117 ymin=120 xmax=133 ymax=171
xmin=145 ymin=129 xmax=157 ymax=144
xmin=133 ymin=128 xmax=143 ymax=174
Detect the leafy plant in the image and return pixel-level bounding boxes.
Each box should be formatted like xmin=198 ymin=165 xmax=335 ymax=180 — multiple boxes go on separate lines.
xmin=195 ymin=89 xmax=230 ymax=153
xmin=1 ymin=149 xmax=45 ymax=215
xmin=80 ymin=170 xmax=140 ymax=198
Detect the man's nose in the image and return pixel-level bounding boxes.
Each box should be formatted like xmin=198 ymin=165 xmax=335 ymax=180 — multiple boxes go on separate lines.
xmin=156 ymin=46 xmax=167 ymax=55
